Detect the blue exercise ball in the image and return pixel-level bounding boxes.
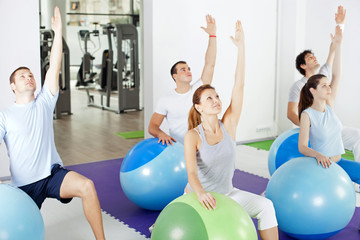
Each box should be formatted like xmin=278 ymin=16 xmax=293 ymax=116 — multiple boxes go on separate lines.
xmin=266 ymin=157 xmax=356 ymax=239
xmin=120 ymin=138 xmax=188 ymax=210
xmin=0 ymin=184 xmax=44 ymax=240
xmin=268 ymin=128 xmax=310 ymax=175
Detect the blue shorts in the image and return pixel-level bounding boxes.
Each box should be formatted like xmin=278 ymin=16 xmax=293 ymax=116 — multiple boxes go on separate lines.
xmin=19 ymin=164 xmax=73 ymax=209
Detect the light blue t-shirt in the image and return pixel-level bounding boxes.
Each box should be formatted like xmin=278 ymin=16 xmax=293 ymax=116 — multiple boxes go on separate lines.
xmin=303 ymin=105 xmax=345 ymax=157
xmin=0 ymin=86 xmax=62 ymax=187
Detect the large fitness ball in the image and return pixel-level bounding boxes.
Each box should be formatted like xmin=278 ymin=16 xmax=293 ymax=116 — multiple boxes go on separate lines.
xmin=120 ymin=138 xmax=188 ymax=210
xmin=266 ymin=157 xmax=356 ymax=239
xmin=0 ymin=184 xmax=44 ymax=240
xmin=151 ymin=192 xmax=257 ymax=240
xmin=268 ymin=128 xmax=309 ymax=175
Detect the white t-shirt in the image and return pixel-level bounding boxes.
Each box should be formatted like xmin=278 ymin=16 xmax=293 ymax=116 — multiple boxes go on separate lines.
xmin=155 ymin=79 xmax=203 ymax=144
xmin=0 ymin=86 xmax=62 ymax=187
xmin=288 ymin=63 xmax=332 ymax=103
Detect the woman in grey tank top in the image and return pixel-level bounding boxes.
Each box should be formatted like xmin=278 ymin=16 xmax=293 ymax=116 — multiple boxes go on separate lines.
xmin=184 ymin=20 xmax=278 ymax=240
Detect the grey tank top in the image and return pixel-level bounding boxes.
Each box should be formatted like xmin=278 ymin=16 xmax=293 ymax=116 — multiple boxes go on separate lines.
xmin=186 ymin=120 xmax=236 ymax=195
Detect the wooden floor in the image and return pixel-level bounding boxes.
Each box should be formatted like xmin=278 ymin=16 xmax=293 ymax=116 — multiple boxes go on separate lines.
xmin=53 ymin=80 xmax=144 ymax=166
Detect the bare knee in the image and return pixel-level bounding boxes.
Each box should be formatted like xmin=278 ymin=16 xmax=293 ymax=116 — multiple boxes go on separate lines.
xmin=79 ymin=178 xmax=96 ymax=198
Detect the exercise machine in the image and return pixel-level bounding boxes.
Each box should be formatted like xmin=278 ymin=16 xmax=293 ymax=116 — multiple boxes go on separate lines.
xmin=40 ymin=28 xmax=71 ymax=119
xmin=84 ymin=23 xmax=140 ymax=113
xmin=76 ymin=23 xmax=100 ymax=87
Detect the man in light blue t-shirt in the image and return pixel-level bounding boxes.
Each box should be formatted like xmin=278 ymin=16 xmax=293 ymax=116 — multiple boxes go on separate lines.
xmin=0 ymin=7 xmax=105 ymax=240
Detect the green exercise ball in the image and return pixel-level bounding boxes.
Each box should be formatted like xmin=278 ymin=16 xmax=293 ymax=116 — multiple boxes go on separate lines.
xmin=151 ymin=192 xmax=257 ymax=240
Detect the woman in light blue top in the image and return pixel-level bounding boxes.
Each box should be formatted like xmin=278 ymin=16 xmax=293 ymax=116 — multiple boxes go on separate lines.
xmin=184 ymin=20 xmax=278 ymax=240
xmin=298 ymin=26 xmax=360 ymax=184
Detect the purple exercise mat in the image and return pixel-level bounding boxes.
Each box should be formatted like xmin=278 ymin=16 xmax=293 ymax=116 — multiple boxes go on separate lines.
xmin=67 ymin=158 xmax=360 ymax=239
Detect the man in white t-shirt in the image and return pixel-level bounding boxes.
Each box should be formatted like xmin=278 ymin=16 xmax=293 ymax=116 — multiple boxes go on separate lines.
xmin=287 ymin=6 xmax=360 ymax=163
xmin=148 ymin=15 xmax=217 ymax=145
xmin=0 ymin=7 xmax=105 ymax=239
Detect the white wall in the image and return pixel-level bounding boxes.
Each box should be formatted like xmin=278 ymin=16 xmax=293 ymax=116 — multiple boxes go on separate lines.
xmin=276 ymin=0 xmax=360 ymax=133
xmin=0 ymin=0 xmax=41 ymax=177
xmin=275 ymin=0 xmax=307 ymax=133
xmin=304 ymin=0 xmax=360 ymax=129
xmin=144 ymin=0 xmax=278 ymax=142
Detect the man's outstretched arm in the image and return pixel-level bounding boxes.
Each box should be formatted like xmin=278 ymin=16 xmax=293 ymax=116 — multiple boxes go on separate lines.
xmin=44 ymin=6 xmax=63 ymax=95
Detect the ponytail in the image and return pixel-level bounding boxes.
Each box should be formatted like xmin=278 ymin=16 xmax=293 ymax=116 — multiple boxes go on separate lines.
xmin=298 ymin=74 xmax=326 ymax=120
xmin=298 ymin=86 xmax=313 ymax=120
xmin=188 ymin=106 xmax=202 ymax=130
xmin=188 ymin=84 xmax=215 ymax=130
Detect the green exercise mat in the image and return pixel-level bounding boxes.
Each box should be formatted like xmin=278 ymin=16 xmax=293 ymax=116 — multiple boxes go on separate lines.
xmin=115 ymin=130 xmax=144 ymax=139
xmin=244 ymin=139 xmax=354 ymax=161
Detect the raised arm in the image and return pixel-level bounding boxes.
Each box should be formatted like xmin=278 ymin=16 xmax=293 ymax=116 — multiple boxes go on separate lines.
xmin=184 ymin=130 xmax=216 ymax=210
xmin=326 ymin=6 xmax=346 ymax=67
xmin=328 ymin=26 xmax=344 ymax=106
xmin=298 ymin=112 xmax=332 ymax=168
xmin=44 ymin=6 xmax=63 ymax=95
xmin=200 ymin=15 xmax=217 ymax=85
xmin=222 ymin=20 xmax=245 ymax=138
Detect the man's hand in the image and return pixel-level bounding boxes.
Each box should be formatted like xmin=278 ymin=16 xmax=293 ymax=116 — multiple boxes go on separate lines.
xmin=201 ymin=14 xmax=216 ymax=36
xmin=157 ymin=133 xmax=176 ymax=146
xmin=51 ymin=6 xmax=62 ymax=34
xmin=335 ymin=5 xmax=346 ymax=24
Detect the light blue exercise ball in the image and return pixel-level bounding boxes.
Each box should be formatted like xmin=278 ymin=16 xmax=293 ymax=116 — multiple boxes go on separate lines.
xmin=0 ymin=184 xmax=44 ymax=240
xmin=120 ymin=138 xmax=188 ymax=210
xmin=266 ymin=157 xmax=356 ymax=239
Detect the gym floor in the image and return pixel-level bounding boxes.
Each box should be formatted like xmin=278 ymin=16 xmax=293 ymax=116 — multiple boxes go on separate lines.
xmin=53 ymin=68 xmax=144 ymax=166
xmin=48 ymin=70 xmax=359 ymax=239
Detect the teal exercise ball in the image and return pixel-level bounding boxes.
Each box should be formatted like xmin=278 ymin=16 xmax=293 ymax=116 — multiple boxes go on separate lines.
xmin=0 ymin=184 xmax=44 ymax=240
xmin=151 ymin=192 xmax=257 ymax=240
xmin=266 ymin=157 xmax=355 ymax=239
xmin=120 ymin=138 xmax=188 ymax=210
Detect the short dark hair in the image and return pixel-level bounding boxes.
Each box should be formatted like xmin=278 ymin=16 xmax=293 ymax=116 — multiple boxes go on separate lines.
xmin=295 ymin=50 xmax=313 ymax=76
xmin=9 ymin=66 xmax=30 ymax=84
xmin=170 ymin=61 xmax=187 ymax=81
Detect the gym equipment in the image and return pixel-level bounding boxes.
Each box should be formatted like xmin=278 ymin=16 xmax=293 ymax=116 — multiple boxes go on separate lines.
xmin=0 ymin=184 xmax=45 ymax=240
xmin=82 ymin=23 xmax=140 ymax=113
xmin=151 ymin=192 xmax=257 ymax=240
xmin=40 ymin=28 xmax=71 ymax=119
xmin=120 ymin=138 xmax=187 ymax=210
xmin=266 ymin=157 xmax=356 ymax=239
xmin=76 ymin=23 xmax=101 ymax=87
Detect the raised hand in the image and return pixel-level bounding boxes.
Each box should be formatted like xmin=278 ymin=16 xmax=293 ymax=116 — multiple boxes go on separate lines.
xmin=230 ymin=20 xmax=244 ymax=47
xmin=201 ymin=14 xmax=216 ymax=36
xmin=330 ymin=25 xmax=343 ymax=45
xmin=335 ymin=5 xmax=346 ymax=24
xmin=51 ymin=6 xmax=62 ymax=34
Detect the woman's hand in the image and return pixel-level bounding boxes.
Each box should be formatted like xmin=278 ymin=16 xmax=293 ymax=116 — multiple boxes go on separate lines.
xmin=230 ymin=20 xmax=244 ymax=48
xmin=197 ymin=192 xmax=216 ymax=210
xmin=315 ymin=153 xmax=332 ymax=168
